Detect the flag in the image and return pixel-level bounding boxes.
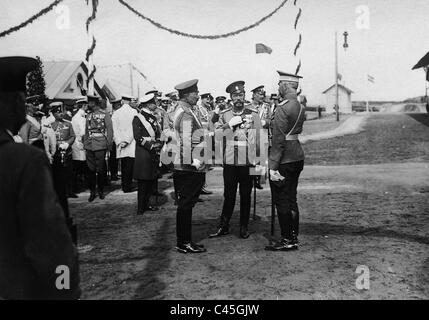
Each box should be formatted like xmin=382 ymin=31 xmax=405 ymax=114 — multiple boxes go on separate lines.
xmin=368 ymin=75 xmax=375 ymax=83
xmin=256 ymin=43 xmax=273 ymax=54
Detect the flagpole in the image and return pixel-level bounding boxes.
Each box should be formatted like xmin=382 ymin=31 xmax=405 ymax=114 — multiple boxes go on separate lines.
xmin=366 ymin=76 xmax=369 ymax=113
xmin=335 ymin=31 xmax=339 ymax=122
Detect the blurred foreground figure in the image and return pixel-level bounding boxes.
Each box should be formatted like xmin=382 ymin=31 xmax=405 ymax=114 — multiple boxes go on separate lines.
xmin=0 ymin=56 xmax=80 ymax=299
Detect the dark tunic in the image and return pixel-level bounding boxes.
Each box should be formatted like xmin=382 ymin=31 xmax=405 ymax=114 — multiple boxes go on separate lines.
xmin=132 ymin=110 xmax=161 ymax=181
xmin=0 ymin=130 xmax=80 ymax=300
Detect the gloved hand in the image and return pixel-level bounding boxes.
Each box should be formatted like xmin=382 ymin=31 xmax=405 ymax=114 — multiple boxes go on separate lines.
xmin=270 ymin=169 xmax=285 ymax=182
xmin=119 ymin=141 xmax=129 ymax=148
xmin=228 ymin=116 xmax=243 ymax=128
xmin=261 ymin=120 xmax=267 ymax=127
xmin=255 ymin=165 xmax=266 ymax=175
xmin=192 ymin=158 xmax=203 ymax=170
xmin=59 ymin=142 xmax=69 ymax=150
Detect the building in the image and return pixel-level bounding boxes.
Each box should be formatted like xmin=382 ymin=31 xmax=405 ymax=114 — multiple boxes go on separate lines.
xmin=322 ymin=84 xmax=353 ymax=114
xmin=43 ymin=60 xmax=106 ymax=108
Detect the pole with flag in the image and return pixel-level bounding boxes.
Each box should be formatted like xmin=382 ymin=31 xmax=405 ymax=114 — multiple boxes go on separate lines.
xmin=367 ymin=74 xmax=375 ymax=112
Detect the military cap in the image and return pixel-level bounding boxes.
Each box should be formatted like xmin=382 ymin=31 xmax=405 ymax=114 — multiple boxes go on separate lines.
xmin=251 ymin=85 xmax=266 ymax=94
xmin=75 ymin=96 xmax=88 ymax=104
xmin=26 ymin=95 xmax=43 ymax=104
xmin=216 ymin=96 xmax=227 ymax=103
xmin=87 ymin=94 xmax=100 ymax=102
xmin=226 ymin=81 xmax=245 ymax=94
xmin=110 ymin=97 xmax=122 ymax=104
xmin=201 ymin=93 xmax=213 ymax=100
xmin=49 ymin=101 xmax=63 ymax=113
xmin=121 ymin=94 xmax=134 ymax=102
xmin=161 ymin=95 xmax=170 ymax=101
xmin=139 ymin=93 xmax=156 ymax=104
xmin=174 ymin=79 xmax=199 ymax=95
xmin=0 ymin=56 xmax=37 ymax=92
xmin=277 ymin=70 xmax=303 ymax=83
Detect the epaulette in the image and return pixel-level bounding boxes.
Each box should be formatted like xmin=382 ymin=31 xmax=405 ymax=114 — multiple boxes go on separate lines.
xmin=63 ymin=119 xmax=72 ymax=124
xmin=245 ymin=106 xmax=258 ymax=113
xmin=278 ymin=99 xmax=289 ymax=106
xmin=220 ymin=108 xmax=231 ymax=114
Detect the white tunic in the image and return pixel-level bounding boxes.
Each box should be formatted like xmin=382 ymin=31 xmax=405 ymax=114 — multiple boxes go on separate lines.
xmin=112 ymin=104 xmax=137 ymax=159
xmin=71 ymin=109 xmax=87 ymax=161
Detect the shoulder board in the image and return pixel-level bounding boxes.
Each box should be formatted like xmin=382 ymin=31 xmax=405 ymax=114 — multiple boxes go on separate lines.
xmin=63 ymin=119 xmax=72 ymax=124
xmin=279 ymin=99 xmax=289 ymax=106
xmin=244 ymin=106 xmax=258 ymax=113
xmin=220 ymin=108 xmax=231 ymax=114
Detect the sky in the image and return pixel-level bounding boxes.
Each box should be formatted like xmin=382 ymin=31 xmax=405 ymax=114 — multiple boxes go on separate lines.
xmin=1 ymin=0 xmax=429 ymax=105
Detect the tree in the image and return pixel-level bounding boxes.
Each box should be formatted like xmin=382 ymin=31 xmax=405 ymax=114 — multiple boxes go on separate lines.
xmin=26 ymin=56 xmax=47 ymax=105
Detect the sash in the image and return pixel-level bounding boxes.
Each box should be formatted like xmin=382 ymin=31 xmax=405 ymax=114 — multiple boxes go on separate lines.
xmin=136 ymin=113 xmax=155 ymax=139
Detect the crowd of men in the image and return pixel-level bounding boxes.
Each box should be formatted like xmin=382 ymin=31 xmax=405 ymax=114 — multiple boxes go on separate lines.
xmin=1 ymin=55 xmax=306 ymax=299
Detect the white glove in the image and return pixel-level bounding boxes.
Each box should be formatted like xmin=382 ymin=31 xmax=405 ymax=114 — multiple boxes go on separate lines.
xmin=261 ymin=120 xmax=266 ymax=127
xmin=255 ymin=165 xmax=266 ymax=175
xmin=214 ymin=106 xmax=221 ymax=115
xmin=119 ymin=141 xmax=128 ymax=148
xmin=192 ymin=158 xmax=203 ymax=170
xmin=59 ymin=142 xmax=69 ymax=150
xmin=228 ymin=116 xmax=243 ymax=128
xmin=270 ymin=170 xmax=285 ymax=182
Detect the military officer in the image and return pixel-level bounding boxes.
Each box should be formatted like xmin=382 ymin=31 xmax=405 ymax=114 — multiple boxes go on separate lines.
xmin=0 ymin=56 xmax=80 ymax=300
xmin=49 ymin=102 xmax=78 ymax=244
xmin=133 ymin=93 xmax=163 ymax=215
xmin=173 ymin=79 xmax=208 ymax=254
xmin=109 ymin=97 xmax=123 ymax=181
xmin=112 ymin=95 xmax=138 ymax=193
xmin=83 ymin=95 xmax=113 ymax=202
xmin=265 ymin=71 xmax=306 ymax=252
xmin=209 ymin=81 xmax=262 ymax=239
xmin=71 ymin=97 xmax=88 ymax=194
xmin=251 ymin=85 xmax=272 ymax=190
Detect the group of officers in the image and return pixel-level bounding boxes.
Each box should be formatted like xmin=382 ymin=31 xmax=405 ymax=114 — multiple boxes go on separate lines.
xmin=0 ymin=55 xmax=306 ymax=299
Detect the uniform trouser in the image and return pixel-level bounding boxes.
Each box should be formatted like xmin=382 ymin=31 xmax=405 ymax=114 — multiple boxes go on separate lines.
xmin=269 ymin=160 xmax=304 ymax=239
xmin=72 ymin=160 xmax=88 ymax=192
xmin=120 ymin=157 xmax=135 ymax=192
xmin=221 ymin=165 xmax=253 ymax=227
xmin=137 ymin=179 xmax=155 ymax=213
xmin=174 ymin=170 xmax=205 ymax=245
xmin=86 ymin=150 xmax=106 ymax=192
xmin=109 ymin=143 xmax=118 ymax=177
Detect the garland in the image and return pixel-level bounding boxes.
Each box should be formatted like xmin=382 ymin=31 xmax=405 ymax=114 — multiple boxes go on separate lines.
xmin=86 ymin=0 xmax=99 ymax=90
xmin=0 ymin=0 xmax=65 ymax=39
xmin=293 ymin=0 xmax=303 ymax=76
xmin=118 ymin=0 xmax=289 ymax=40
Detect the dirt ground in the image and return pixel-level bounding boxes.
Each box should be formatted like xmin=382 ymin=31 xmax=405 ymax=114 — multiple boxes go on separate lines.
xmin=72 ymin=113 xmax=429 ymax=300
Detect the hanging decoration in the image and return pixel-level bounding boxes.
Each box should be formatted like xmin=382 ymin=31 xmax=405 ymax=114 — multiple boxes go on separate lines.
xmin=118 ymin=0 xmax=289 ymax=40
xmin=85 ymin=0 xmax=99 ymax=94
xmin=0 ymin=0 xmax=65 ymax=39
xmin=293 ymin=0 xmax=303 ymax=76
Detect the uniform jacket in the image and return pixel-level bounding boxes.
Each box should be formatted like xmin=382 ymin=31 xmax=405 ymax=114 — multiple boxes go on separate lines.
xmin=252 ymin=101 xmax=272 ymax=129
xmin=132 ymin=109 xmax=162 ymax=180
xmin=52 ymin=119 xmax=75 ymax=157
xmin=268 ymin=93 xmax=306 ymax=170
xmin=0 ymin=130 xmax=80 ymax=300
xmin=173 ymin=100 xmax=208 ymax=172
xmin=41 ymin=115 xmax=57 ymax=163
xmin=18 ymin=115 xmax=42 ymax=144
xmin=112 ymin=104 xmax=137 ymax=159
xmin=215 ymin=105 xmax=262 ymax=166
xmin=83 ymin=109 xmax=113 ymax=152
xmin=71 ymin=109 xmax=86 ymax=161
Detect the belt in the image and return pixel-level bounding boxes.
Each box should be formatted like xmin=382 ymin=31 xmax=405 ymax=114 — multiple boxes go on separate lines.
xmin=89 ymin=132 xmax=105 ymax=137
xmin=285 ymin=134 xmax=299 ymax=141
xmin=226 ymin=141 xmax=247 ymax=147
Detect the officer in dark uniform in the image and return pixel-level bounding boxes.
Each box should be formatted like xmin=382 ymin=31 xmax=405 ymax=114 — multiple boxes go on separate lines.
xmin=83 ymin=95 xmax=113 ymax=202
xmin=173 ymin=79 xmax=208 ymax=254
xmin=265 ymin=71 xmax=306 ymax=251
xmin=209 ymin=81 xmax=262 ymax=239
xmin=133 ymin=93 xmax=163 ymax=215
xmin=0 ymin=56 xmax=80 ymax=299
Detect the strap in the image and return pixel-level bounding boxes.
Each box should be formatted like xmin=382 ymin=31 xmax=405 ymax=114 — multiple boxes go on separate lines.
xmin=136 ymin=113 xmax=155 ymax=138
xmin=286 ymin=104 xmax=304 ymax=139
